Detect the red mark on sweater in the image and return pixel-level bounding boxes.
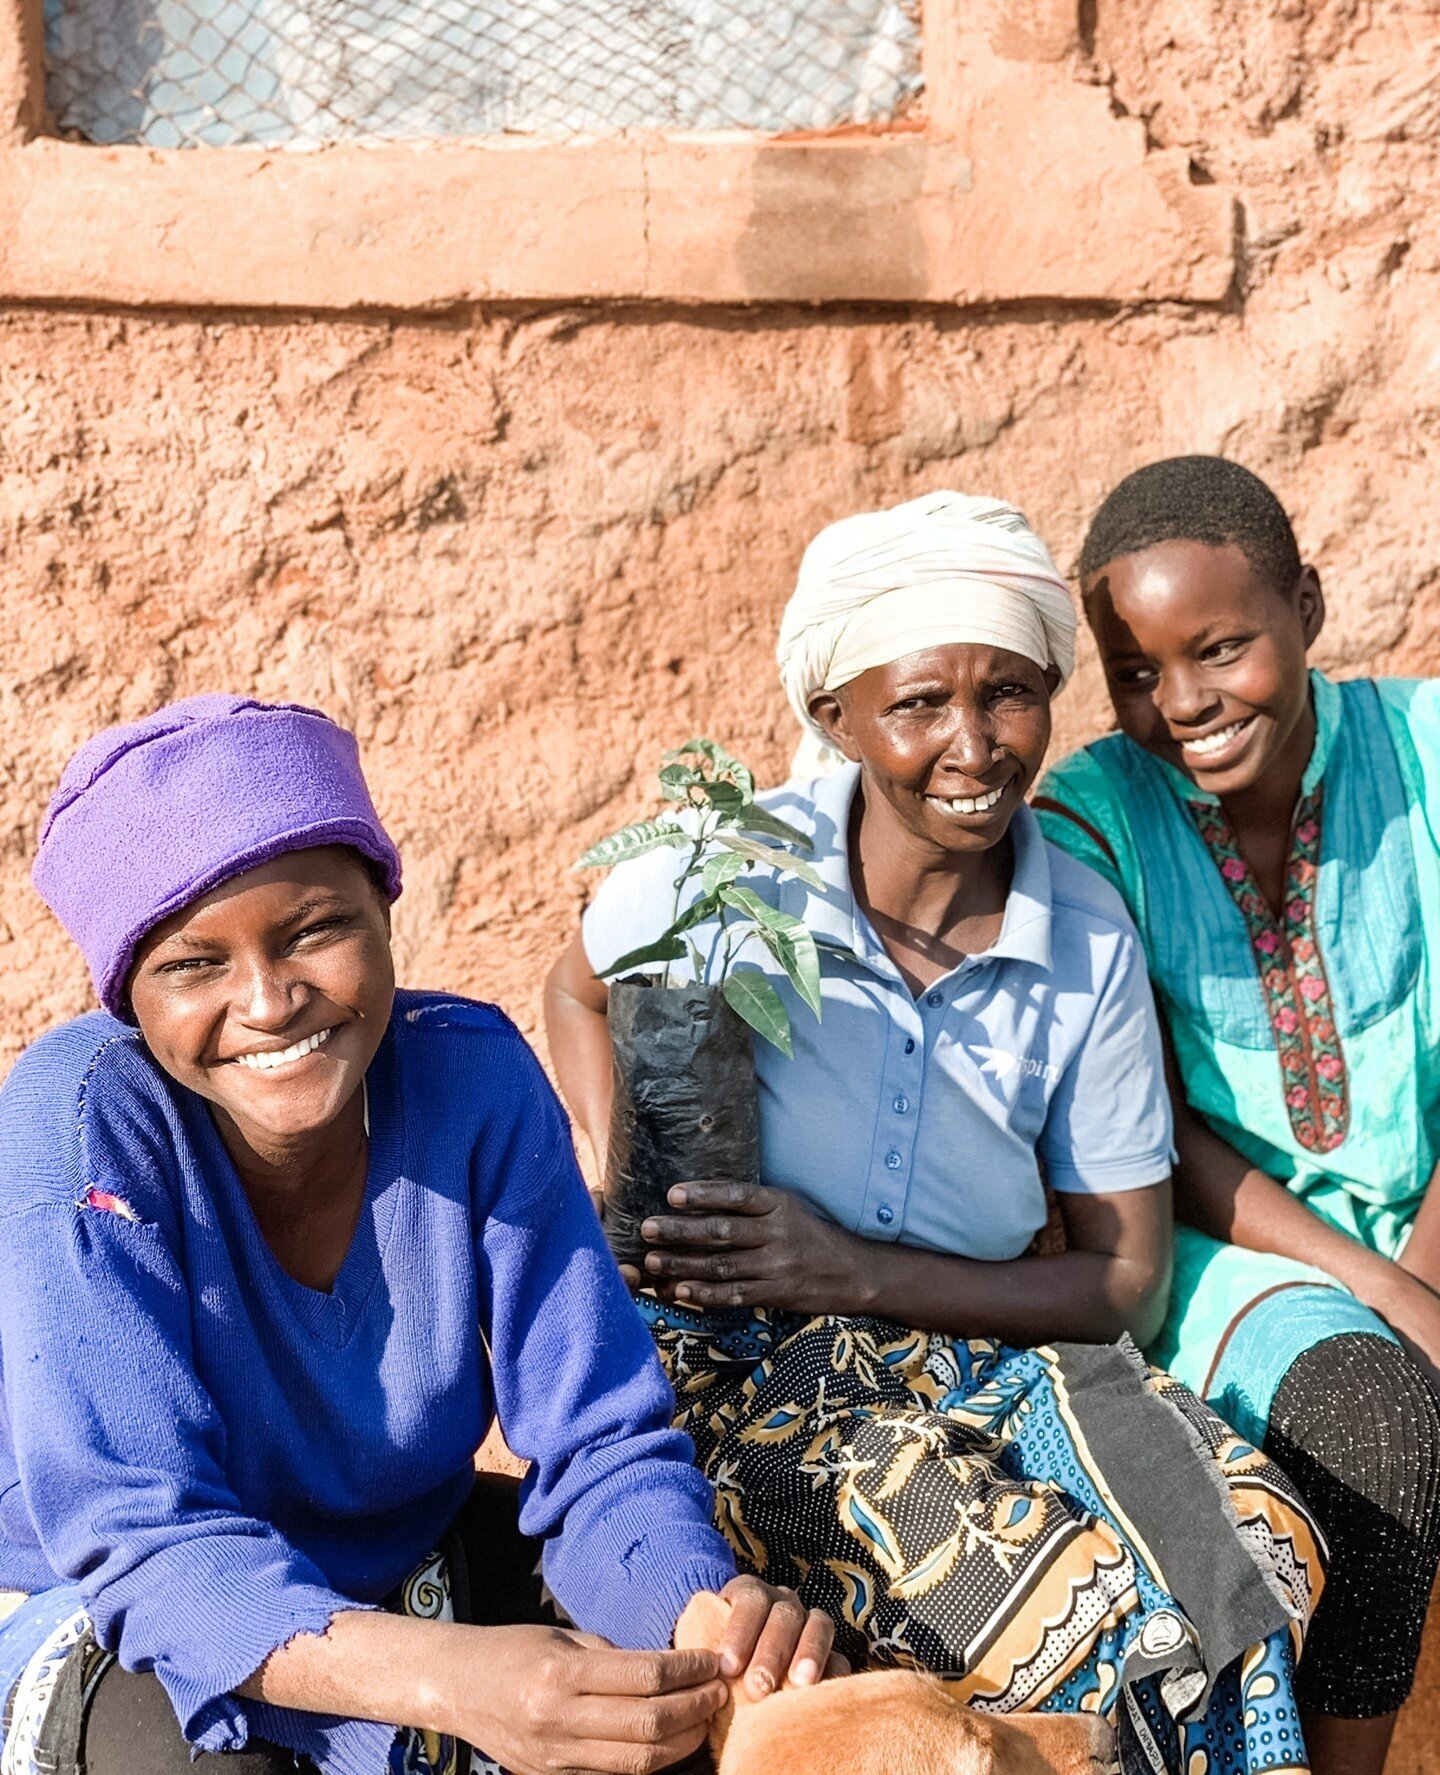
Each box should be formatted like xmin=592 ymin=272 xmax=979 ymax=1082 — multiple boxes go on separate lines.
xmin=83 ymin=1187 xmax=140 ymax=1223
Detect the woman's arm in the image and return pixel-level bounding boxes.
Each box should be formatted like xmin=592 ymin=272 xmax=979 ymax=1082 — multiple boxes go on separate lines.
xmin=544 ymin=929 xmax=616 ymax=1172
xmin=471 ymin=1027 xmax=836 ymax=1693
xmin=545 ymin=917 xmax=1174 ymax=1344
xmin=1168 ymin=1064 xmax=1440 ymax=1364
xmin=1395 ymin=1161 xmax=1440 ymax=1295
xmin=243 ymin=1611 xmax=727 ymax=1775
xmin=635 ymin=1178 xmax=1172 ymax=1346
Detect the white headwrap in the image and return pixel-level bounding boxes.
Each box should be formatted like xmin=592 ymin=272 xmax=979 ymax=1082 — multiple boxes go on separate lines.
xmin=776 ymin=491 xmax=1077 ymax=775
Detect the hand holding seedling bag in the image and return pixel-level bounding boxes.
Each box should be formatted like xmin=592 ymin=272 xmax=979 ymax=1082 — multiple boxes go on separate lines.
xmin=576 ymin=739 xmax=822 ymax=1269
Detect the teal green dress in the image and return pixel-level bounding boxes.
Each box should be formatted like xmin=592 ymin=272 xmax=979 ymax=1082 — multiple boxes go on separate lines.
xmin=1034 ymin=673 xmax=1440 ymax=1443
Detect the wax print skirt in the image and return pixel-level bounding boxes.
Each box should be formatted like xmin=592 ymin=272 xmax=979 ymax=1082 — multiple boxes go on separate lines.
xmin=0 ymin=1549 xmax=510 ymax=1775
xmin=640 ymin=1297 xmax=1325 ymax=1775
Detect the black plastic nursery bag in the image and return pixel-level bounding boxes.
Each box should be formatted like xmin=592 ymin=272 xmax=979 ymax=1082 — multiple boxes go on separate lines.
xmin=603 ymin=979 xmax=760 ymax=1268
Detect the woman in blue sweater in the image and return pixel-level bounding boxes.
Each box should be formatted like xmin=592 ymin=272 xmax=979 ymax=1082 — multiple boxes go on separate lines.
xmin=0 ymin=695 xmax=831 ymax=1775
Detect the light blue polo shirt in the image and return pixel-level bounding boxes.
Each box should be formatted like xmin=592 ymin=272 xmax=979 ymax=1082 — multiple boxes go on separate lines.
xmin=582 ymin=766 xmax=1173 ymax=1262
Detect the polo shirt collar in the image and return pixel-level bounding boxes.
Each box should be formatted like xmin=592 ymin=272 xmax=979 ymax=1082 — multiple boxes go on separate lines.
xmin=790 ymin=764 xmax=1054 ymax=974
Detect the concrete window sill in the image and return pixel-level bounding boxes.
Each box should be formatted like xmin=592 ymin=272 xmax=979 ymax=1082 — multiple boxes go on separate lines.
xmin=0 ymin=0 xmax=1235 ymax=311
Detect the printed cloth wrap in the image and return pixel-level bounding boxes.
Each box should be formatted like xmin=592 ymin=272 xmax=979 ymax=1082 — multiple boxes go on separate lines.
xmin=640 ymin=1297 xmax=1325 ymax=1775
xmin=0 ymin=1545 xmax=508 ymax=1775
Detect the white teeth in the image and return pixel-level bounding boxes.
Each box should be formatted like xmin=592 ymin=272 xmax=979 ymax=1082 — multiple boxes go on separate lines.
xmin=234 ymin=1027 xmax=333 ymax=1071
xmin=1181 ymin=719 xmax=1251 ymax=758
xmin=932 ymin=786 xmax=1005 ymax=815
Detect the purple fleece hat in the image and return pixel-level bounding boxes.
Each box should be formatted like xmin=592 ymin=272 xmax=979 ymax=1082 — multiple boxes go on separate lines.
xmin=33 ymin=695 xmax=403 ymax=1021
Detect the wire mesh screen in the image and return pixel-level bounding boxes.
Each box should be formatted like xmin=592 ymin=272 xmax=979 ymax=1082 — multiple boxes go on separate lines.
xmin=44 ymin=0 xmax=923 ymax=147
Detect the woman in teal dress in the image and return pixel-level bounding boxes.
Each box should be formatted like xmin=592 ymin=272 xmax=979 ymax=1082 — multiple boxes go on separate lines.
xmin=1035 ymin=454 xmax=1440 ymax=1775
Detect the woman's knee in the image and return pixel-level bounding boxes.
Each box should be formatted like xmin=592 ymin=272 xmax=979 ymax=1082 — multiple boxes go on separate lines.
xmin=1265 ymin=1331 xmax=1440 ymax=1717
xmin=1265 ymin=1331 xmax=1440 ymax=1544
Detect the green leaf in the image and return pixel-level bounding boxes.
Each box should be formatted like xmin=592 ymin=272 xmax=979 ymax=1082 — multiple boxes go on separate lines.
xmin=738 ymin=804 xmax=814 ymax=851
xmin=664 ymin=737 xmax=755 ymax=803
xmin=575 ymin=820 xmax=690 ymax=870
xmin=596 ymin=933 xmax=686 ymax=979
xmin=658 ymin=761 xmax=705 ymax=800
xmin=722 ymin=970 xmax=794 ymax=1057
xmin=670 ymin=890 xmax=724 ymax=935
xmin=719 ymin=887 xmax=823 ymax=1020
xmin=701 ymin=850 xmax=746 ymax=895
xmin=693 ymin=780 xmax=746 ymax=816
xmin=714 ymin=832 xmax=824 ymax=890
xmin=718 ymin=882 xmax=780 ymax=925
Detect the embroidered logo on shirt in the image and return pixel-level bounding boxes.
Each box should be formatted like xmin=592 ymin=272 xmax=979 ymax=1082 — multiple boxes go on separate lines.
xmin=970 ymin=1044 xmax=1060 ymax=1086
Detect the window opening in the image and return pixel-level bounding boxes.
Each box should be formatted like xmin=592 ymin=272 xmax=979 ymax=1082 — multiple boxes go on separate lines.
xmin=44 ymin=0 xmax=924 ymax=148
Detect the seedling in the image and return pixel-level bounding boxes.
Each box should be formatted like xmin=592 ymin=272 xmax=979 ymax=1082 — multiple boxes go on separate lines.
xmin=577 ymin=738 xmax=823 ymax=1056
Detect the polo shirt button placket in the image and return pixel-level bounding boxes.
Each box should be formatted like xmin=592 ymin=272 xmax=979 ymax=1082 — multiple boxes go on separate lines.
xmin=865 ymin=1003 xmax=921 ymax=1242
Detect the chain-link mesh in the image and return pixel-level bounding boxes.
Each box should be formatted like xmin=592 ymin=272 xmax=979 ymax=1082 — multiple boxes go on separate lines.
xmin=44 ymin=0 xmax=923 ymax=147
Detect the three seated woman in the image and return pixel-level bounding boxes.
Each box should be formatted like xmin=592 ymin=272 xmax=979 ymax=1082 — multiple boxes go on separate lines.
xmin=0 ymin=463 xmax=1433 ymax=1775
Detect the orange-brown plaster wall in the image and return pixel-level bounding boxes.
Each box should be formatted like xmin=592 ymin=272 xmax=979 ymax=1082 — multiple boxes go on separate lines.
xmin=3 ymin=0 xmax=1440 ymax=1750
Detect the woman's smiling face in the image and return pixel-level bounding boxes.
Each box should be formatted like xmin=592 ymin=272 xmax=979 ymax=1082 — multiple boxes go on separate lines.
xmin=1083 ymin=539 xmax=1323 ymax=797
xmin=127 ymin=845 xmax=395 ymax=1148
xmin=811 ymin=642 xmax=1057 ymax=855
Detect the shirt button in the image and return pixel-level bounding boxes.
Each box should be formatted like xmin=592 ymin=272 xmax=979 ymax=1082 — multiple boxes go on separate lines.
xmin=885 ymin=1149 xmax=903 ymax=1170
xmin=904 ymin=1038 xmax=916 ymax=1054
xmin=893 ymin=1094 xmax=909 ymax=1114
xmin=876 ymin=1205 xmax=895 ymax=1226
xmin=927 ymin=990 xmax=943 ymax=1007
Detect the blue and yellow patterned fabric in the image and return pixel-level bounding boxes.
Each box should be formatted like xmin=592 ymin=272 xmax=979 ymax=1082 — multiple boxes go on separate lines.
xmin=640 ymin=1298 xmax=1323 ymax=1775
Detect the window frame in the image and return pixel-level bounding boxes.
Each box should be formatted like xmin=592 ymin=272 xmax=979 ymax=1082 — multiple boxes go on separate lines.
xmin=0 ymin=0 xmax=1235 ymax=309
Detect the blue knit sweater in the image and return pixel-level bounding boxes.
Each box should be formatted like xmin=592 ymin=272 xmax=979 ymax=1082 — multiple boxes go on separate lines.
xmin=0 ymin=992 xmax=734 ymax=1774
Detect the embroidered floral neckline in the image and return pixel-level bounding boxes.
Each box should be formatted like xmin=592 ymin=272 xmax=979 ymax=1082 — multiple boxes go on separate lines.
xmin=1185 ymin=788 xmax=1349 ymax=1154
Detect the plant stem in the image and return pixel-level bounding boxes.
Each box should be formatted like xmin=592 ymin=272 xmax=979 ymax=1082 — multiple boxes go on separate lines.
xmin=728 ymin=927 xmax=759 ymax=970
xmin=716 ymin=901 xmax=732 ymax=985
xmin=665 ymin=806 xmax=713 ymax=989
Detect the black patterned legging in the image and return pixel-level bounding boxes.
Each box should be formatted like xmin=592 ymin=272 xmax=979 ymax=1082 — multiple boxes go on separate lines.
xmin=1262 ymin=1332 xmax=1440 ymax=1718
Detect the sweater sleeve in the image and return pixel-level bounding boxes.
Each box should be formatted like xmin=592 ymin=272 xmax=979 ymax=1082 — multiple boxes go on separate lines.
xmin=473 ymin=1037 xmax=736 ymax=1648
xmin=0 ymin=1033 xmax=392 ymax=1775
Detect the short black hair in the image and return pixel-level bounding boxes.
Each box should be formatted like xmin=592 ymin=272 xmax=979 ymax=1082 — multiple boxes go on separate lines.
xmin=1078 ymin=455 xmax=1302 ymax=595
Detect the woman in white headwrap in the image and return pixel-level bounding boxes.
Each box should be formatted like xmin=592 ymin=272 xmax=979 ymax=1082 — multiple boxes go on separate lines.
xmin=546 ymin=494 xmax=1324 ymax=1775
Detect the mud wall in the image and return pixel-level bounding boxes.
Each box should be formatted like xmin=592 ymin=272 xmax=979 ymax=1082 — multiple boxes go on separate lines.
xmin=2 ymin=0 xmax=1438 ymax=1073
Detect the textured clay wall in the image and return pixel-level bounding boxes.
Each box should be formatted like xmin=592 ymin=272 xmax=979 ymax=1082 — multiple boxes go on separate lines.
xmin=1 ymin=0 xmax=1438 ymax=1082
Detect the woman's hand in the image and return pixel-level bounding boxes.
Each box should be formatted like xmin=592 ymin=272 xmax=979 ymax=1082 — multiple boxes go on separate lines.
xmin=639 ymin=1182 xmax=865 ymax=1315
xmin=1364 ymin=1263 xmax=1440 ymax=1372
xmin=709 ymin=1573 xmax=840 ymax=1699
xmin=454 ymin=1623 xmax=728 ymax=1775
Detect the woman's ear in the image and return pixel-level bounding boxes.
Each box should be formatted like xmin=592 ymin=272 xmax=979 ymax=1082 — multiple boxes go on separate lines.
xmin=1043 ymin=663 xmax=1062 ymax=697
xmin=1296 ymin=566 xmax=1325 ymax=649
xmin=806 ymin=690 xmax=862 ymax=764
